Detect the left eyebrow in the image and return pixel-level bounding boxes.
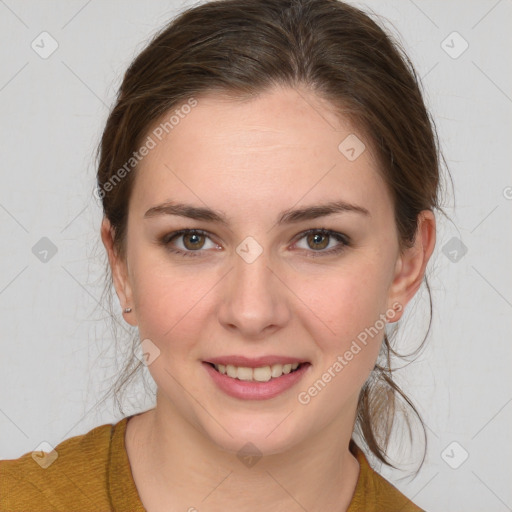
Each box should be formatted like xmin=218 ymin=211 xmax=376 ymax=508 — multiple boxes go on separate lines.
xmin=143 ymin=199 xmax=371 ymax=224
xmin=277 ymin=200 xmax=371 ymax=224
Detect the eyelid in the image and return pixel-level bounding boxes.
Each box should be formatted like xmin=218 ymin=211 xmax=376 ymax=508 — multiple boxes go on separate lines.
xmin=162 ymin=228 xmax=212 ymax=244
xmin=291 ymin=228 xmax=350 ymax=245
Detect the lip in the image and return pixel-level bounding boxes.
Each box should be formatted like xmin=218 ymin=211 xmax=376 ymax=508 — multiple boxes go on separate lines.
xmin=204 ymin=355 xmax=308 ymax=368
xmin=202 ymin=361 xmax=311 ymax=400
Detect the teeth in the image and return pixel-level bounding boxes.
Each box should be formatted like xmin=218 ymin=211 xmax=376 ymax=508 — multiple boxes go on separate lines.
xmin=214 ymin=362 xmax=301 ymax=381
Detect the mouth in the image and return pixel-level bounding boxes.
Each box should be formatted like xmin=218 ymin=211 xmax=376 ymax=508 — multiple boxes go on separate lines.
xmin=204 ymin=361 xmax=310 ymax=382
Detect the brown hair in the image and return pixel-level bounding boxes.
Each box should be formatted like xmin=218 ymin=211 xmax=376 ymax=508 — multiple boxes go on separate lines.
xmin=95 ymin=0 xmax=452 ymax=469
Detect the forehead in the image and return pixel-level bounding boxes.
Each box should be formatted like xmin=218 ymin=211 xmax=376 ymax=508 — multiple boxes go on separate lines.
xmin=131 ymin=85 xmax=391 ymax=220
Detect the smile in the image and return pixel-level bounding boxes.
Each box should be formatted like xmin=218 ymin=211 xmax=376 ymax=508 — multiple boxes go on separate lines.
xmin=202 ymin=360 xmax=312 ymax=400
xmin=209 ymin=362 xmax=303 ymax=382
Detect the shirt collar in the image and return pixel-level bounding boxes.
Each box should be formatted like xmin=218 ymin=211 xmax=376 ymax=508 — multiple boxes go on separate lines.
xmin=107 ymin=416 xmax=372 ymax=511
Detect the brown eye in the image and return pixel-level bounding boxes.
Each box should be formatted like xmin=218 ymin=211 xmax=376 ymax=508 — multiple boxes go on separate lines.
xmin=306 ymin=232 xmax=330 ymax=251
xmin=182 ymin=232 xmax=206 ymax=250
xmin=160 ymin=229 xmax=219 ymax=258
xmin=294 ymin=229 xmax=350 ymax=258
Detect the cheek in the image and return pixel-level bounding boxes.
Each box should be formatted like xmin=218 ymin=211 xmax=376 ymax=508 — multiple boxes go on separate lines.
xmin=290 ymin=272 xmax=388 ymax=423
xmin=291 ymin=264 xmax=390 ymax=400
xmin=130 ymin=257 xmax=211 ymax=345
xmin=294 ymin=263 xmax=389 ymax=342
xmin=129 ymin=255 xmax=235 ymax=366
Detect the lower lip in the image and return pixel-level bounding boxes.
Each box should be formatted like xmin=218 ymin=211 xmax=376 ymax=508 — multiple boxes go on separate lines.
xmin=202 ymin=362 xmax=311 ymax=400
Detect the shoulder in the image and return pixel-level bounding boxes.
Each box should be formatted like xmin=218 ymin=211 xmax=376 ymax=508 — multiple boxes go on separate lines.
xmin=348 ymin=442 xmax=426 ymax=512
xmin=0 ymin=418 xmax=122 ymax=512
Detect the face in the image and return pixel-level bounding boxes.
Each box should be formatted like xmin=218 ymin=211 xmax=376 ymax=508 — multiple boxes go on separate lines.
xmin=103 ymin=84 xmax=434 ymax=456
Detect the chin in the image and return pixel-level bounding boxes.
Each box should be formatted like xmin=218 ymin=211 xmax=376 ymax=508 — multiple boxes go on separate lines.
xmin=200 ymin=412 xmax=305 ymax=458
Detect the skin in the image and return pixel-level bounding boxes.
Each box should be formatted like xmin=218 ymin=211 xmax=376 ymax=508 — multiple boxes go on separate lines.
xmin=101 ymin=83 xmax=436 ymax=512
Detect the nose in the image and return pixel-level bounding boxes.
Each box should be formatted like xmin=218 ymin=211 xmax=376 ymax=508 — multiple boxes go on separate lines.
xmin=217 ymin=246 xmax=291 ymax=339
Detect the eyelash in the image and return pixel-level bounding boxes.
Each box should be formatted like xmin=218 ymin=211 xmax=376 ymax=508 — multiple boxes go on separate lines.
xmin=159 ymin=228 xmax=350 ymax=259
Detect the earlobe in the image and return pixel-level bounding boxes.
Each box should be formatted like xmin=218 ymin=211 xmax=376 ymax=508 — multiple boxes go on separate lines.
xmin=100 ymin=218 xmax=137 ymax=326
xmin=387 ymin=210 xmax=436 ymax=320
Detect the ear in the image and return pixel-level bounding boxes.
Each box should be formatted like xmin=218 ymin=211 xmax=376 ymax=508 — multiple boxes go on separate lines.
xmin=100 ymin=217 xmax=137 ymax=326
xmin=386 ymin=210 xmax=436 ymax=322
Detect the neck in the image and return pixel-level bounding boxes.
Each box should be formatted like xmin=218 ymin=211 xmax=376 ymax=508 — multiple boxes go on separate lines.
xmin=126 ymin=397 xmax=360 ymax=512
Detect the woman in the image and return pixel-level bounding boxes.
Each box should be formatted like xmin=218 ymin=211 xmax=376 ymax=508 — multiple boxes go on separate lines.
xmin=1 ymin=0 xmax=445 ymax=510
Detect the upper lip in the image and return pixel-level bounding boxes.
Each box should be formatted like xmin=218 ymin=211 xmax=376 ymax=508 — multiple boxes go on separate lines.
xmin=204 ymin=355 xmax=309 ymax=368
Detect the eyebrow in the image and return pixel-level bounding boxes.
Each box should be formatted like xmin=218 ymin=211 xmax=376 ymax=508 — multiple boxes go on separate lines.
xmin=144 ymin=200 xmax=370 ymax=225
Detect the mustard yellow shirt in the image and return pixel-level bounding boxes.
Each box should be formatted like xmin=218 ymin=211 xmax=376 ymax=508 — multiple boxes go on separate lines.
xmin=0 ymin=416 xmax=424 ymax=511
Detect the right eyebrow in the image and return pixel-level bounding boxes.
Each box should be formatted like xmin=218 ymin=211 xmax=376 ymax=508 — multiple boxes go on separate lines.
xmin=144 ymin=202 xmax=229 ymax=224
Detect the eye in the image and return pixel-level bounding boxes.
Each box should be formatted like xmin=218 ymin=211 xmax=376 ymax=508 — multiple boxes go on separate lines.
xmin=160 ymin=229 xmax=220 ymax=257
xmin=293 ymin=229 xmax=350 ymax=258
xmin=159 ymin=228 xmax=350 ymax=259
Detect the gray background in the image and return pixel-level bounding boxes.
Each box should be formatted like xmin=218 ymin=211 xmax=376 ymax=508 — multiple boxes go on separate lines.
xmin=1 ymin=1 xmax=511 ymax=510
